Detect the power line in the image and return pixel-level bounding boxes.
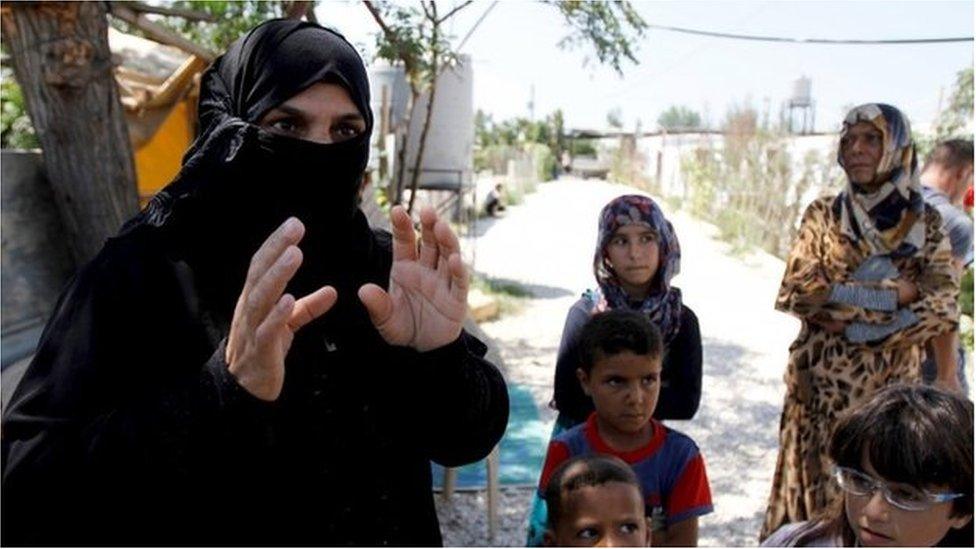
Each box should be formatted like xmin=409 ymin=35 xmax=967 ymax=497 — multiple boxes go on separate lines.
xmin=457 ymin=0 xmax=499 ymax=51
xmin=648 ymin=23 xmax=972 ymax=44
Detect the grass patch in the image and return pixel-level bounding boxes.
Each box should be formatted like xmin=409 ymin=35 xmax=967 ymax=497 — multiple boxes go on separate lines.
xmin=472 ymin=274 xmax=532 ymax=298
xmin=471 ymin=274 xmax=532 ymax=318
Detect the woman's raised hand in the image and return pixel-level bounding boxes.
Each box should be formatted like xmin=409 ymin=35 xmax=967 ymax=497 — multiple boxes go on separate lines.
xmin=358 ymin=205 xmax=468 ymax=352
xmin=225 ymin=217 xmax=338 ymax=401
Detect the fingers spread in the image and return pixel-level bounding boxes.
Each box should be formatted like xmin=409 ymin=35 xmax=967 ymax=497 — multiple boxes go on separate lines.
xmin=246 ymin=217 xmax=304 ymax=287
xmin=418 ymin=206 xmax=439 ymax=269
xmin=289 ymin=286 xmax=338 ymax=331
xmin=358 ymin=283 xmax=394 ymax=329
xmin=434 ymin=217 xmax=460 ymax=264
xmin=256 ymin=293 xmax=295 ymax=347
xmin=449 ymin=253 xmax=468 ymax=301
xmin=246 ymin=245 xmax=303 ymax=327
xmin=390 ymin=205 xmax=418 ymax=262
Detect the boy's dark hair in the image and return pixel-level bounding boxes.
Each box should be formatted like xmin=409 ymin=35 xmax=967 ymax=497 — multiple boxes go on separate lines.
xmin=543 ymin=455 xmax=642 ymax=529
xmin=924 ymin=139 xmax=974 ymax=172
xmin=578 ymin=310 xmax=663 ymax=374
xmin=803 ymin=384 xmax=974 ymax=546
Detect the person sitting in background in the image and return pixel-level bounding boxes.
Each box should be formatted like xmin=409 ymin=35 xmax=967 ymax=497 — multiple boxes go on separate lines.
xmin=543 ymin=454 xmax=652 ymax=547
xmin=919 ymin=138 xmax=973 ymax=394
xmin=533 ymin=310 xmax=712 ymax=547
xmin=762 ymin=384 xmax=973 ymax=547
xmin=485 ymin=182 xmax=507 ymax=217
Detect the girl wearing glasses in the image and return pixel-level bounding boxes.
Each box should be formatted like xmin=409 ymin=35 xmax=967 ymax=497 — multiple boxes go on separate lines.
xmin=762 ymin=384 xmax=973 ymax=547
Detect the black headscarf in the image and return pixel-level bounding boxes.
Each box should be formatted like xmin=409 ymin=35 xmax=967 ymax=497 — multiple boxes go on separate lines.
xmin=130 ymin=19 xmax=377 ymax=321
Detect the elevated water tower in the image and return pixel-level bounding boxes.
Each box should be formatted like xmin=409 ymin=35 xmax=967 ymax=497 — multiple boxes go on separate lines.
xmin=787 ymin=76 xmax=815 ymax=134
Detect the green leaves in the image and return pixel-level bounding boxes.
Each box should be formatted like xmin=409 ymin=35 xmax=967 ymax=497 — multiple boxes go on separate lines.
xmin=934 ymin=67 xmax=974 ymax=141
xmin=1 ymin=78 xmax=39 ymax=149
xmin=369 ymin=1 xmax=459 ymax=93
xmin=147 ymin=0 xmax=285 ymax=54
xmin=658 ymin=106 xmax=702 ymax=131
xmin=547 ymin=0 xmax=647 ymax=76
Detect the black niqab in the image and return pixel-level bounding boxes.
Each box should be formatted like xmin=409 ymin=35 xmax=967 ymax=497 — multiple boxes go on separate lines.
xmin=136 ymin=19 xmax=377 ymax=322
xmin=2 ymin=19 xmax=508 ymax=547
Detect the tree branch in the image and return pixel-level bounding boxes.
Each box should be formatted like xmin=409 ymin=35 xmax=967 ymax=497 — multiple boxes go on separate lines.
xmin=122 ymin=1 xmax=216 ymax=22
xmin=437 ymin=0 xmax=473 ymax=25
xmin=362 ymin=1 xmax=417 ymax=80
xmin=109 ymin=3 xmax=215 ymax=62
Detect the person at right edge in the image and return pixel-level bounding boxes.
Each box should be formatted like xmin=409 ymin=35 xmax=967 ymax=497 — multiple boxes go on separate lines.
xmin=759 ymin=103 xmax=959 ymax=542
xmin=919 ymin=139 xmax=973 ymax=394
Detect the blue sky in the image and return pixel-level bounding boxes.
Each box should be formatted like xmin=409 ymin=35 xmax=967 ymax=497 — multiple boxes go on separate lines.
xmin=316 ymin=0 xmax=974 ymax=133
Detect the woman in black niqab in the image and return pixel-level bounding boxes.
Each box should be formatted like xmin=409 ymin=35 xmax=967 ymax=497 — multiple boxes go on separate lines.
xmin=2 ymin=19 xmax=508 ymax=547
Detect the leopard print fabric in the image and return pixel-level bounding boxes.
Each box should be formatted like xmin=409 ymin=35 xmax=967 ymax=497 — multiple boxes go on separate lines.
xmin=759 ymin=196 xmax=958 ymax=541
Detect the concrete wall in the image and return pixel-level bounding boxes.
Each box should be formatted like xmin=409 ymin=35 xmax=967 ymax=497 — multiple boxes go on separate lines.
xmin=1 ymin=150 xmax=76 ymax=367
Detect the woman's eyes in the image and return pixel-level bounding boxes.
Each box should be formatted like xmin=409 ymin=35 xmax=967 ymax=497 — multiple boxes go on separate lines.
xmin=269 ymin=117 xmax=301 ymax=135
xmin=263 ymin=116 xmax=362 ymax=142
xmin=334 ymin=123 xmax=361 ymax=139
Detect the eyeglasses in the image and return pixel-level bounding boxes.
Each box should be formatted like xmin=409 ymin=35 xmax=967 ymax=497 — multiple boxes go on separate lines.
xmin=833 ymin=466 xmax=965 ymax=512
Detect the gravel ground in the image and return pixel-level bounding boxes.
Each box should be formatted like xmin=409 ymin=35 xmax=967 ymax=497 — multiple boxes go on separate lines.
xmin=438 ymin=177 xmax=801 ymax=546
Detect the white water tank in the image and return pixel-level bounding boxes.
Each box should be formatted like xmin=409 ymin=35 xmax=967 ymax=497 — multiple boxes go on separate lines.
xmin=367 ymin=62 xmax=410 ymax=133
xmin=790 ymin=76 xmax=812 ymax=107
xmin=403 ymin=54 xmax=474 ymax=189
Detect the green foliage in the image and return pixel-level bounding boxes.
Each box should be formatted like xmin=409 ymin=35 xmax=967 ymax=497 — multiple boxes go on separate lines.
xmin=370 ymin=1 xmax=458 ymax=93
xmin=961 ymin=267 xmax=973 ymax=318
xmin=935 ymin=67 xmax=974 ymax=140
xmin=608 ymin=134 xmax=651 ymax=191
xmin=151 ymin=1 xmax=285 ymax=53
xmin=570 ymin=139 xmax=597 ymax=156
xmin=471 ymin=273 xmax=532 ymax=298
xmin=547 ymin=0 xmax=647 ymax=75
xmin=657 ymin=105 xmax=702 ymax=130
xmin=474 ymin=110 xmax=564 ymax=181
xmin=1 ymin=77 xmax=39 ymax=149
xmin=530 ymin=142 xmax=557 ymax=182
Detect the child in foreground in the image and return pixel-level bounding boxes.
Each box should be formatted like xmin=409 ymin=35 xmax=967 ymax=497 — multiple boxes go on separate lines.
xmin=762 ymin=384 xmax=973 ymax=547
xmin=533 ymin=310 xmax=713 ymax=546
xmin=544 ymin=455 xmax=651 ymax=547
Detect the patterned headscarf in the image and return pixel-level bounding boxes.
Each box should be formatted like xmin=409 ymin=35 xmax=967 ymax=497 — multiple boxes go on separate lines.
xmin=589 ymin=194 xmax=683 ymax=343
xmin=834 ymin=103 xmax=925 ymax=257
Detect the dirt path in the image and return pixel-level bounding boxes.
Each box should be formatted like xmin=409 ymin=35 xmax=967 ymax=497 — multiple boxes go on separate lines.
xmin=451 ymin=177 xmax=801 ymax=546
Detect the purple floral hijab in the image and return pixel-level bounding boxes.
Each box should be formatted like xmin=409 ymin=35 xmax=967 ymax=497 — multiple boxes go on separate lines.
xmin=588 ymin=194 xmax=683 ymax=343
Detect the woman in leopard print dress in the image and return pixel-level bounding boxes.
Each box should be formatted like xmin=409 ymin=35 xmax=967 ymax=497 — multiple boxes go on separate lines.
xmin=759 ymin=103 xmax=959 ymax=541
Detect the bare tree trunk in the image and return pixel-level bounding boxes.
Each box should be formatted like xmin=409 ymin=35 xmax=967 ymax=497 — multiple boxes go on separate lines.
xmin=406 ymin=16 xmax=439 ymax=215
xmin=1 ymin=2 xmax=138 ymax=265
xmin=393 ymin=90 xmax=418 ymax=205
xmin=407 ymin=74 xmax=438 ymax=215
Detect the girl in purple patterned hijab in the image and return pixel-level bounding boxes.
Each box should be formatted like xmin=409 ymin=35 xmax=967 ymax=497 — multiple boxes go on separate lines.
xmin=590 ymin=194 xmax=684 ymax=343
xmin=550 ymin=193 xmax=701 ymax=427
xmin=528 ymin=193 xmax=704 ymax=546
